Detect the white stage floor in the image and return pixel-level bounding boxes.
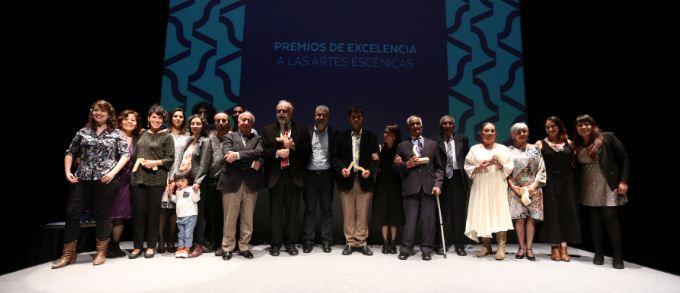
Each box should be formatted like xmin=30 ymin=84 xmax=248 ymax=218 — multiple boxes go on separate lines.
xmin=1 ymin=243 xmax=678 ymax=293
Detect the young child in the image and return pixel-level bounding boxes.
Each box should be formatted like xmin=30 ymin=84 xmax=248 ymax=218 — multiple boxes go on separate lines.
xmin=170 ymin=173 xmax=201 ymax=258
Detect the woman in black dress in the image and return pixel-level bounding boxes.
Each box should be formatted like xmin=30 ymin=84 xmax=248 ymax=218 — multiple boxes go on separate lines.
xmin=371 ymin=124 xmax=403 ymax=254
xmin=535 ymin=116 xmax=581 ymax=261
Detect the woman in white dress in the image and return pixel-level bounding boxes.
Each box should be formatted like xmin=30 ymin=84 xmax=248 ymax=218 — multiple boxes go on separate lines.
xmin=464 ymin=122 xmax=514 ymax=260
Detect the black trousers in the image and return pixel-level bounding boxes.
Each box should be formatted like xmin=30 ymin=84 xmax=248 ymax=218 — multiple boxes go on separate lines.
xmin=63 ymin=179 xmax=118 ymax=243
xmin=401 ymin=191 xmax=436 ymax=254
xmin=436 ymin=171 xmax=469 ymax=249
xmin=131 ymin=185 xmax=164 ymax=249
xmin=269 ymin=169 xmax=302 ymax=246
xmin=303 ymin=170 xmax=334 ymax=244
xmin=203 ymin=177 xmax=224 ymax=249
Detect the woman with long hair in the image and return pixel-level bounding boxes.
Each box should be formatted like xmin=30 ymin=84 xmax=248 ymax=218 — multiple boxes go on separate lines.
xmin=535 ymin=116 xmax=581 ymax=261
xmin=372 ymin=124 xmax=404 ymax=254
xmin=573 ymin=114 xmax=629 ymax=269
xmin=54 ymin=100 xmax=129 ymax=268
xmin=158 ymin=108 xmax=191 ymax=254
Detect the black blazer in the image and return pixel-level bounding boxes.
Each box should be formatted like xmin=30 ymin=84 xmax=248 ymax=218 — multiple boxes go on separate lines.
xmin=576 ymin=132 xmax=630 ymax=190
xmin=432 ymin=132 xmax=471 ymax=191
xmin=395 ymin=137 xmax=444 ymax=196
xmin=332 ymin=128 xmax=379 ymax=192
xmin=307 ymin=125 xmax=339 ymax=172
xmin=262 ymin=121 xmax=312 ymax=188
xmin=217 ymin=131 xmax=264 ymax=192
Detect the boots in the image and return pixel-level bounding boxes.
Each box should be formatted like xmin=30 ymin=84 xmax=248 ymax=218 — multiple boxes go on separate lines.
xmin=551 ymin=245 xmax=561 ymax=261
xmin=477 ymin=237 xmax=492 ymax=257
xmin=560 ymin=246 xmax=571 ymax=262
xmin=52 ymin=241 xmax=78 ymax=269
xmin=389 ymin=240 xmax=397 ymax=254
xmin=382 ymin=240 xmax=390 ymax=254
xmin=188 ymin=243 xmax=203 ymax=258
xmin=495 ymin=232 xmax=506 ymax=260
xmin=107 ymin=241 xmax=126 ymax=258
xmin=93 ymin=239 xmax=109 ymax=265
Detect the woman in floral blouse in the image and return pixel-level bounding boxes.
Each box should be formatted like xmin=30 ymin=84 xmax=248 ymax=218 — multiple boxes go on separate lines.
xmin=54 ymin=100 xmax=130 ymax=269
xmin=507 ymin=123 xmax=546 ymax=261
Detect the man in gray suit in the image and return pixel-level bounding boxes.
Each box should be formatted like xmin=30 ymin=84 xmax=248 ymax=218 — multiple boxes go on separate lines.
xmin=394 ymin=115 xmax=444 ymax=261
xmin=217 ymin=111 xmax=263 ymax=260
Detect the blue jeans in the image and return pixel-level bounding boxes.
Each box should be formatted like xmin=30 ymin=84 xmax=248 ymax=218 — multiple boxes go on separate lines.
xmin=177 ymin=215 xmax=197 ymax=248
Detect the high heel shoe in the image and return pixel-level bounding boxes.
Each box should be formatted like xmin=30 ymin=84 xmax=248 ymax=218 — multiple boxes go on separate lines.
xmin=515 ymin=248 xmax=525 ymax=259
xmin=526 ymin=248 xmax=536 ymax=261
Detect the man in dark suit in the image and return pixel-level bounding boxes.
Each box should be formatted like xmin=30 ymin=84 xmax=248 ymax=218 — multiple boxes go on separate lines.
xmin=217 ymin=111 xmax=263 ymax=260
xmin=262 ymin=100 xmax=311 ymax=256
xmin=302 ymin=105 xmax=338 ymax=253
xmin=332 ymin=106 xmax=379 ymax=256
xmin=432 ymin=115 xmax=471 ymax=256
xmin=394 ymin=115 xmax=444 ymax=261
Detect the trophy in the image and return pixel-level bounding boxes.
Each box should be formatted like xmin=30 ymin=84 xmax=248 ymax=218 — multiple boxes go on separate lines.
xmin=132 ymin=158 xmax=158 ymax=172
xmin=412 ymin=143 xmax=429 ymax=165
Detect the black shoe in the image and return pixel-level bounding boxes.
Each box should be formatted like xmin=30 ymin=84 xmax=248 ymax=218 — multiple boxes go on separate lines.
xmin=389 ymin=240 xmax=397 ymax=254
xmin=303 ymin=242 xmax=313 ymax=253
xmin=156 ymin=244 xmax=166 ymax=254
xmin=285 ymin=244 xmax=299 ymax=256
xmin=435 ymin=247 xmax=445 ymax=255
xmin=455 ymin=247 xmax=467 ymax=256
xmin=593 ymin=253 xmax=604 ymax=265
xmin=526 ymin=249 xmax=536 ymax=262
xmin=398 ymin=251 xmax=409 ymax=260
xmin=106 ymin=246 xmax=118 ymax=258
xmin=129 ymin=249 xmax=142 ymax=259
xmin=241 ymin=250 xmax=254 ymax=259
xmin=382 ymin=240 xmax=390 ymax=254
xmin=422 ymin=252 xmax=432 ymax=261
xmin=342 ymin=245 xmax=353 ymax=255
xmin=143 ymin=249 xmax=155 ymax=258
xmin=613 ymin=261 xmax=625 ymax=269
xmin=214 ymin=247 xmax=224 ymax=257
xmin=516 ymin=248 xmax=525 ymax=259
xmin=322 ymin=241 xmax=332 ymax=253
xmin=358 ymin=246 xmax=373 ymax=256
xmin=202 ymin=245 xmax=215 ymax=253
xmin=222 ymin=251 xmax=233 ymax=260
xmin=269 ymin=245 xmax=280 ymax=256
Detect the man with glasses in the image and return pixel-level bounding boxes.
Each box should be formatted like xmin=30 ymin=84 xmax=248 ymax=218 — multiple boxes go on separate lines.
xmin=262 ymin=100 xmax=311 ymax=256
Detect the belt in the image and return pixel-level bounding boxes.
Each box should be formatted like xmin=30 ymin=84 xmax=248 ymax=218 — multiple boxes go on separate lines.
xmin=308 ymin=169 xmax=330 ymax=174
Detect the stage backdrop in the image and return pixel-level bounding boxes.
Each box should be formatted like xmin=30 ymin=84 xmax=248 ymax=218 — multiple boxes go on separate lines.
xmin=161 ymin=0 xmax=525 ymax=142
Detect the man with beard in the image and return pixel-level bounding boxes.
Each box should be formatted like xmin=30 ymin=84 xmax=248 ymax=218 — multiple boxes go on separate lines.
xmin=261 ymin=100 xmax=311 ymax=256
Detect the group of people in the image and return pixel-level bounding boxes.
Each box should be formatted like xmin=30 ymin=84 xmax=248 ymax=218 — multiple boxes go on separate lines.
xmin=54 ymin=99 xmax=630 ymax=270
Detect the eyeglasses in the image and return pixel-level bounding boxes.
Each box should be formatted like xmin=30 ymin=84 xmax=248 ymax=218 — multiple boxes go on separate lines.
xmin=276 ymin=109 xmax=289 ymax=114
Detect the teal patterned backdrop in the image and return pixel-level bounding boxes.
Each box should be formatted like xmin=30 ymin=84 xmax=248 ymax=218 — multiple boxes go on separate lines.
xmin=161 ymin=0 xmax=525 ymax=142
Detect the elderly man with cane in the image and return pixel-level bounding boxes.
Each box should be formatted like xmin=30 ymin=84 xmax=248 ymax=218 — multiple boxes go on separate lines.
xmin=394 ymin=115 xmax=444 ymax=260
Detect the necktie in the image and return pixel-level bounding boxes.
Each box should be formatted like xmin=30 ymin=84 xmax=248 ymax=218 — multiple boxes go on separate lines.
xmin=280 ymin=127 xmax=289 ymax=168
xmin=446 ymin=140 xmax=454 ymax=179
xmin=413 ymin=137 xmax=423 ymax=157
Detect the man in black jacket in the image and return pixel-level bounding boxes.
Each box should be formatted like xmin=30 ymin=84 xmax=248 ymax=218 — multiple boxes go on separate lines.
xmin=332 ymin=106 xmax=379 ymax=256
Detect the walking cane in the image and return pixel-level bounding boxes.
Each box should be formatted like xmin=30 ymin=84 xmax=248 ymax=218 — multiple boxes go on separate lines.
xmin=435 ymin=195 xmax=447 ymax=259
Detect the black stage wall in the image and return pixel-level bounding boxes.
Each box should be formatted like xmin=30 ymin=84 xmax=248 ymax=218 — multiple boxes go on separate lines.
xmin=6 ymin=0 xmax=677 ymax=275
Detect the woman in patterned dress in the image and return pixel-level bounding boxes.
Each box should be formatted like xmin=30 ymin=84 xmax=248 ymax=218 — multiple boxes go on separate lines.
xmin=54 ymin=100 xmax=129 ymax=268
xmin=506 ymin=123 xmax=546 ymax=261
xmin=574 ymin=114 xmax=629 ymax=269
xmin=158 ymin=108 xmax=191 ymax=253
xmin=536 ymin=116 xmax=581 ymax=261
